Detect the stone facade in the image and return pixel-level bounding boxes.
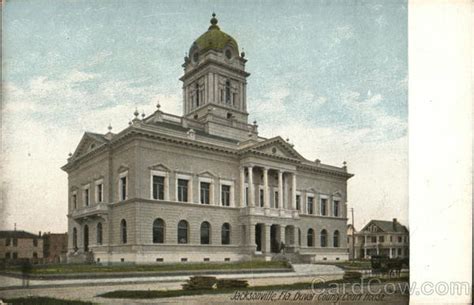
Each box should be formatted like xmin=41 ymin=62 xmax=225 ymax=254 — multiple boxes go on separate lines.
xmin=0 ymin=231 xmax=44 ymax=261
xmin=62 ymin=14 xmax=353 ymax=264
xmin=347 ymin=219 xmax=409 ymax=259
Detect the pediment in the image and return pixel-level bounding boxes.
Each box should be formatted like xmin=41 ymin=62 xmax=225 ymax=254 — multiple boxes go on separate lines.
xmin=117 ymin=164 xmax=129 ymax=173
xmin=198 ymin=170 xmax=216 ymax=178
xmin=149 ymin=163 xmax=171 ymax=172
xmin=71 ymin=132 xmax=108 ymax=160
xmin=246 ymin=137 xmax=305 ymax=160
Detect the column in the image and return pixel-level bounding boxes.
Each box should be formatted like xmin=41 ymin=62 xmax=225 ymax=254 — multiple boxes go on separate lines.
xmin=240 ymin=166 xmax=245 ymax=207
xmin=291 ymin=173 xmax=297 ymax=210
xmin=278 ymin=170 xmax=283 ymax=210
xmin=263 ymin=167 xmax=269 ymax=208
xmin=389 ymin=248 xmax=393 ymax=258
xmin=292 ymin=227 xmax=299 ymax=247
xmin=262 ymin=224 xmax=271 ymax=253
xmin=248 ymin=224 xmax=256 ymax=250
xmin=279 ymin=225 xmax=286 ymax=247
xmin=249 ymin=166 xmax=255 ymax=207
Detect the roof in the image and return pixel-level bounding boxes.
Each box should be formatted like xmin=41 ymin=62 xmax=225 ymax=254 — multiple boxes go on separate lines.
xmin=0 ymin=230 xmax=41 ymax=239
xmin=362 ymin=220 xmax=408 ymax=233
xmin=193 ymin=14 xmax=239 ymax=53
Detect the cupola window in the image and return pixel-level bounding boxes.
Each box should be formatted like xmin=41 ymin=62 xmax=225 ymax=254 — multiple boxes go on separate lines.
xmin=225 ymin=49 xmax=232 ymax=59
xmin=195 ymin=83 xmax=200 ymax=107
xmin=225 ymin=80 xmax=231 ymax=104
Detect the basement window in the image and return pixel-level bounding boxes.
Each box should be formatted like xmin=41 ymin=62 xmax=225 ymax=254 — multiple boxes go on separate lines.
xmin=181 ymin=258 xmax=188 ymax=262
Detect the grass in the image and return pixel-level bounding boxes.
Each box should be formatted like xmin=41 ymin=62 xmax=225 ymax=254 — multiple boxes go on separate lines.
xmin=322 ymin=260 xmax=373 ymax=270
xmin=98 ymin=276 xmax=409 ymax=299
xmin=2 ymin=297 xmax=94 ymax=305
xmin=5 ymin=261 xmax=290 ymax=275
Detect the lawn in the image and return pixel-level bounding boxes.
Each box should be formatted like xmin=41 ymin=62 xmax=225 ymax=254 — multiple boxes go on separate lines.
xmin=2 ymin=297 xmax=94 ymax=305
xmin=98 ymin=276 xmax=409 ymax=299
xmin=5 ymin=260 xmax=290 ymax=275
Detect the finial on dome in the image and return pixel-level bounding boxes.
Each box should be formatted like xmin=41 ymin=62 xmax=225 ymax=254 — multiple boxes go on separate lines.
xmin=134 ymin=108 xmax=139 ymax=118
xmin=68 ymin=152 xmax=72 ymax=157
xmin=141 ymin=111 xmax=145 ymax=119
xmin=209 ymin=12 xmax=219 ymax=30
xmin=241 ymin=48 xmax=246 ymax=58
xmin=156 ymin=100 xmax=161 ymax=110
xmin=107 ymin=123 xmax=112 ymax=132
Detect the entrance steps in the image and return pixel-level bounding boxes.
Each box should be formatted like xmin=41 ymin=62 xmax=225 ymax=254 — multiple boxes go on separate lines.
xmin=291 ymin=263 xmax=344 ymax=276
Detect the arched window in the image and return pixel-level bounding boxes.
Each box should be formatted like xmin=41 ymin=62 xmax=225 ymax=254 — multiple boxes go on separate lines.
xmin=225 ymin=80 xmax=231 ymax=104
xmin=200 ymin=221 xmax=211 ymax=244
xmin=221 ymin=223 xmax=231 ymax=245
xmin=72 ymin=228 xmax=77 ymax=249
xmin=307 ymin=228 xmax=314 ymax=247
xmin=83 ymin=225 xmax=89 ymax=252
xmin=298 ymin=228 xmax=302 ymax=246
xmin=153 ymin=218 xmax=165 ymax=244
xmin=120 ymin=219 xmax=127 ymax=244
xmin=178 ymin=220 xmax=188 ymax=244
xmin=333 ymin=230 xmax=340 ymax=247
xmin=97 ymin=222 xmax=103 ymax=245
xmin=320 ymin=229 xmax=328 ymax=247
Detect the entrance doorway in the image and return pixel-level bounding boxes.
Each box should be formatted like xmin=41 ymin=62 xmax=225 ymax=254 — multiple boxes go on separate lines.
xmin=83 ymin=225 xmax=89 ymax=252
xmin=270 ymin=225 xmax=279 ymax=253
xmin=255 ymin=224 xmax=262 ymax=252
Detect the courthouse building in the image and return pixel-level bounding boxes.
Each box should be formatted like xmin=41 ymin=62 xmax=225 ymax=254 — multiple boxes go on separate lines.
xmin=62 ymin=14 xmax=353 ymax=263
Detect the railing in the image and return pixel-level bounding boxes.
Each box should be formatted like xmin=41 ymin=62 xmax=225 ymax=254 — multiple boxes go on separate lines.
xmin=71 ymin=203 xmax=109 ymax=219
xmin=240 ymin=206 xmax=297 ymax=218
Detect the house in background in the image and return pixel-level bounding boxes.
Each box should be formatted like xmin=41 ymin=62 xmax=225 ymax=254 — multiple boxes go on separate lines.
xmin=348 ymin=218 xmax=409 ymax=259
xmin=0 ymin=230 xmax=44 ymax=262
xmin=43 ymin=232 xmax=68 ymax=263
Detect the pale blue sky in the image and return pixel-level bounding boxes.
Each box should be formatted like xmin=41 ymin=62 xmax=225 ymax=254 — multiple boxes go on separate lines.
xmin=2 ymin=0 xmax=407 ymax=232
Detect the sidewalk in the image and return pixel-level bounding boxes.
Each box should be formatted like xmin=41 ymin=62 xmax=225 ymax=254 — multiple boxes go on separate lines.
xmin=0 ymin=264 xmax=344 ymax=290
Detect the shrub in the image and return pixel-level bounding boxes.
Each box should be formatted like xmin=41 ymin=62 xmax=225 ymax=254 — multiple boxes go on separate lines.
xmin=216 ymin=279 xmax=249 ymax=289
xmin=343 ymin=271 xmax=362 ymax=281
xmin=182 ymin=276 xmax=217 ymax=290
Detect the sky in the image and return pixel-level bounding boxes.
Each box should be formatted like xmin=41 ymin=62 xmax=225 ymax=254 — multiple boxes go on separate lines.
xmin=1 ymin=0 xmax=407 ymax=233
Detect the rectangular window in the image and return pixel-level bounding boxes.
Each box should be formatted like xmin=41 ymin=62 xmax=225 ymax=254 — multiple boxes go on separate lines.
xmin=6 ymin=238 xmax=10 ymax=246
xmin=398 ymin=236 xmax=402 ymax=243
xmin=371 ymin=236 xmax=377 ymax=243
xmin=259 ymin=189 xmax=264 ymax=207
xmin=152 ymin=176 xmax=165 ymax=200
xmin=379 ymin=236 xmax=384 ymax=243
xmin=333 ymin=200 xmax=340 ymax=217
xmin=296 ymin=195 xmax=301 ymax=211
xmin=12 ymin=252 xmax=18 ymax=259
xmin=390 ymin=236 xmax=393 ymax=242
xmin=72 ymin=193 xmax=77 ymax=209
xmin=33 ymin=239 xmax=38 ymax=247
xmin=5 ymin=252 xmax=10 ymax=259
xmin=119 ymin=176 xmax=127 ymax=201
xmin=96 ymin=183 xmax=103 ymax=203
xmin=307 ymin=196 xmax=314 ymax=214
xmin=320 ymin=198 xmax=327 ymax=216
xmin=13 ymin=238 xmax=18 ymax=247
xmin=274 ymin=191 xmax=279 ymax=208
xmin=221 ymin=185 xmax=231 ymax=206
xmin=177 ymin=179 xmax=189 ymax=202
xmin=397 ymin=248 xmax=402 ymax=255
xmin=84 ymin=188 xmax=90 ymax=206
xmin=200 ymin=182 xmax=210 ymax=204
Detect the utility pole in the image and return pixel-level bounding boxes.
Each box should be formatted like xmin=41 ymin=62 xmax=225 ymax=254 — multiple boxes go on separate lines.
xmin=351 ymin=208 xmax=355 ymax=262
